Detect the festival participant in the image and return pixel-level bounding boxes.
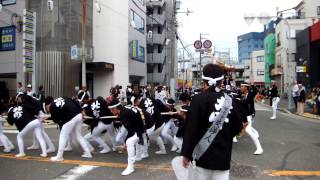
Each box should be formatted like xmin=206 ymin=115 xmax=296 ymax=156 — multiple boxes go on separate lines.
xmin=44 ymin=96 xmax=92 ymax=161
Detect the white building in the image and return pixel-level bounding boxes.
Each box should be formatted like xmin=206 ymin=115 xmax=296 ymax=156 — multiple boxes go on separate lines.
xmin=93 ymin=0 xmax=147 ymax=97
xmin=251 ymin=50 xmax=265 ymax=87
xmin=273 ymin=0 xmax=320 ymax=95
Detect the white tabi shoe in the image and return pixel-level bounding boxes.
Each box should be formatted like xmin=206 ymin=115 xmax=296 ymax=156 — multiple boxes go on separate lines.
xmin=46 ymin=147 xmax=56 ymax=153
xmin=50 ymin=156 xmax=64 ymax=162
xmin=254 ymin=148 xmax=263 ymax=155
xmin=81 ymin=151 xmax=93 ymax=158
xmin=155 ymin=150 xmax=167 ymax=155
xmin=15 ymin=153 xmax=26 ymax=158
xmin=121 ymin=166 xmax=135 ymax=176
xmin=40 ymin=153 xmax=47 ymax=157
xmin=99 ymin=148 xmax=111 ymax=154
xmin=170 ymin=145 xmax=178 ymax=152
xmin=270 ymin=116 xmax=276 ymax=120
xmin=64 ymin=146 xmax=73 ymax=152
xmin=27 ymin=145 xmax=39 ymax=150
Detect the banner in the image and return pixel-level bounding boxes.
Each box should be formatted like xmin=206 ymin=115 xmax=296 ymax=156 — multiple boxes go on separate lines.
xmin=23 ymin=9 xmax=36 ymax=72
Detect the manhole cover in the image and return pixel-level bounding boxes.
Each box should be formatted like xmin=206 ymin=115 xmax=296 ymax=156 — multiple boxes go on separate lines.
xmin=230 ymin=163 xmax=262 ymax=178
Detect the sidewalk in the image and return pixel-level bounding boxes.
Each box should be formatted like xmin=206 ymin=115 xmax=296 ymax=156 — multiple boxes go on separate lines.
xmin=260 ymin=97 xmax=320 ymax=121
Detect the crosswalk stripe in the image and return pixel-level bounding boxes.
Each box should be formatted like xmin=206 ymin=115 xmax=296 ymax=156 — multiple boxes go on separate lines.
xmin=54 ymin=165 xmax=98 ymax=180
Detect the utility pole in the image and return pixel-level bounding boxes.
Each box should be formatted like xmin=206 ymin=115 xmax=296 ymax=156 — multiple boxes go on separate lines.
xmin=199 ymin=33 xmax=202 ymax=79
xmin=81 ymin=0 xmax=87 ymax=87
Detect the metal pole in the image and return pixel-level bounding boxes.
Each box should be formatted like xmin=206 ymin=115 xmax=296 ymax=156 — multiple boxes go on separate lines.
xmin=182 ymin=50 xmax=185 ymax=91
xmin=81 ymin=0 xmax=87 ymax=87
xmin=199 ymin=33 xmax=202 ymax=86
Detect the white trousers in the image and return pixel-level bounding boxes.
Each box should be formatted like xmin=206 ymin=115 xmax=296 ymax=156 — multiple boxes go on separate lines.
xmin=55 ymin=114 xmax=90 ymax=158
xmin=136 ymin=125 xmax=155 ymax=158
xmin=115 ymin=125 xmax=128 ymax=145
xmin=149 ymin=123 xmax=166 ymax=152
xmin=30 ymin=120 xmax=55 ymax=150
xmin=161 ymin=119 xmax=176 ymax=147
xmin=84 ymin=121 xmax=116 ymax=150
xmin=173 ymin=136 xmax=183 ymax=151
xmin=172 ymin=156 xmax=229 ymax=180
xmin=245 ymin=115 xmax=262 ymax=151
xmin=0 ymin=119 xmax=14 ymax=150
xmin=126 ymin=133 xmax=139 ymax=166
xmin=272 ymin=97 xmax=280 ymax=118
xmin=17 ymin=119 xmax=47 ymax=155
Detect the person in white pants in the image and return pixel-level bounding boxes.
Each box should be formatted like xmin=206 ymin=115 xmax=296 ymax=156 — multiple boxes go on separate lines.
xmin=83 ymin=97 xmax=118 ymax=154
xmin=240 ymin=83 xmax=263 ymax=155
xmin=0 ymin=115 xmax=15 ymax=153
xmin=44 ymin=97 xmax=92 ymax=161
xmin=7 ymin=106 xmax=47 ymax=157
xmin=269 ymin=82 xmax=280 ymax=120
xmin=108 ymin=99 xmax=145 ymax=176
xmin=138 ymin=97 xmax=167 ymax=155
xmin=173 ymin=105 xmax=189 ymax=153
xmin=160 ymin=99 xmax=178 ymax=152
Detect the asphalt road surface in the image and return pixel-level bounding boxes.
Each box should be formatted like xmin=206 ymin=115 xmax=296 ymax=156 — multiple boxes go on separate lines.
xmin=1 ymin=103 xmax=320 ymax=180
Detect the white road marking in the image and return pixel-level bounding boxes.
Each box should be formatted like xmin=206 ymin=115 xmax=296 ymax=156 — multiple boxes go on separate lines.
xmin=54 ymin=165 xmax=98 ymax=180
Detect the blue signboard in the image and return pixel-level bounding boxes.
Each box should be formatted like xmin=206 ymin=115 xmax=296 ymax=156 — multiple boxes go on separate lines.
xmin=2 ymin=0 xmax=16 ymax=6
xmin=0 ymin=26 xmax=16 ymax=51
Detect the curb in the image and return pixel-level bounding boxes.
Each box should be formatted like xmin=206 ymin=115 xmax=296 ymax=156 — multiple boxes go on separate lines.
xmin=257 ymin=102 xmax=320 ymax=120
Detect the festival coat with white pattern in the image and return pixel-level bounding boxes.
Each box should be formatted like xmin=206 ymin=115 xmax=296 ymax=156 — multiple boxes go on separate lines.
xmin=181 ymin=90 xmax=244 ymax=170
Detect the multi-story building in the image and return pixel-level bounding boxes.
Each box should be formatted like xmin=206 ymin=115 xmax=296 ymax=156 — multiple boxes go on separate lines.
xmin=0 ymin=0 xmax=93 ymax=98
xmin=295 ymin=0 xmax=320 ymax=20
xmin=146 ymin=0 xmax=178 ymax=86
xmin=238 ymin=32 xmax=265 ymax=63
xmin=92 ymin=0 xmax=148 ymax=97
xmin=251 ymin=50 xmax=265 ymax=88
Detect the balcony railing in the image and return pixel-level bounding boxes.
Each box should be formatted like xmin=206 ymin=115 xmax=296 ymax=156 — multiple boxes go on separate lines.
xmin=147 ymin=51 xmax=165 ymax=64
xmin=147 ymin=33 xmax=165 ymax=45
xmin=147 ymin=14 xmax=165 ymax=26
xmin=146 ymin=0 xmax=165 ymax=7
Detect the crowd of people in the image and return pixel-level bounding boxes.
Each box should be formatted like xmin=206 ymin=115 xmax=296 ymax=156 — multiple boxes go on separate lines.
xmin=0 ymin=64 xmax=290 ymax=179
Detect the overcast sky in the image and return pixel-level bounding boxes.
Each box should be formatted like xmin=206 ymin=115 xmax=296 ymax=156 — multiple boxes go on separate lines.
xmin=177 ymin=0 xmax=301 ymax=60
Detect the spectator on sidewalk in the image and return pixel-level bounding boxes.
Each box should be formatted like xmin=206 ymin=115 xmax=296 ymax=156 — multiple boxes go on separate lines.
xmin=292 ymin=80 xmax=299 ymax=110
xmin=296 ymin=82 xmax=306 ymax=115
xmin=316 ymin=84 xmax=320 ymax=115
xmin=17 ymin=82 xmax=25 ymax=93
xmin=37 ymin=85 xmax=45 ymax=103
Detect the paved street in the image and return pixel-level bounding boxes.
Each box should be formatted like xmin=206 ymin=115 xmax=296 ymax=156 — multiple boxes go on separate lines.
xmin=1 ymin=103 xmax=320 ymax=180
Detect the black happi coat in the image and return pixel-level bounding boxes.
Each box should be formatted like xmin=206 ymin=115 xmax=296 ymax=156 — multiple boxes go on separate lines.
xmin=270 ymin=85 xmax=279 ymax=98
xmin=156 ymin=100 xmax=178 ymax=123
xmin=140 ymin=97 xmax=164 ymax=129
xmin=119 ymin=106 xmax=145 ymax=139
xmin=7 ymin=105 xmax=36 ymax=131
xmin=50 ymin=97 xmax=82 ymax=128
xmin=175 ymin=108 xmax=189 ymax=138
xmin=242 ymin=88 xmax=257 ymax=116
xmin=181 ymin=90 xmax=243 ymax=170
xmin=83 ymin=98 xmax=114 ymax=132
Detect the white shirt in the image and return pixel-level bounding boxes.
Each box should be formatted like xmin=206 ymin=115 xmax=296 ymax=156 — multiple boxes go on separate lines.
xmin=292 ymin=84 xmax=299 ymax=97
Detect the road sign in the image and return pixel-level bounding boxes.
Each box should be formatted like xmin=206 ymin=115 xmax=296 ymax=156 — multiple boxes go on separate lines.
xmin=194 ymin=40 xmax=202 ymax=49
xmin=203 ymin=40 xmax=212 ymax=49
xmin=71 ymin=45 xmax=78 ymax=60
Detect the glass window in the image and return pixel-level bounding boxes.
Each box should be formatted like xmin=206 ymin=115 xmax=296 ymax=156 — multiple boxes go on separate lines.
xmin=317 ymin=6 xmax=320 ymax=15
xmin=257 ymin=56 xmax=264 ymax=62
xmin=138 ymin=46 xmax=145 ymax=62
xmin=130 ymin=10 xmax=145 ymax=34
xmin=257 ymin=71 xmax=264 ymax=76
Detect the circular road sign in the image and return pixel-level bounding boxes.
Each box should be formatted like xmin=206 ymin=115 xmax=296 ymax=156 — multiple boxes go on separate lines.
xmin=194 ymin=40 xmax=202 ymax=49
xmin=203 ymin=40 xmax=212 ymax=49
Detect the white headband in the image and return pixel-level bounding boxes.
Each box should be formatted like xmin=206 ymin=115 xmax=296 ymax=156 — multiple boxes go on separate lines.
xmin=108 ymin=102 xmax=121 ymax=109
xmin=202 ymin=75 xmax=224 ymax=86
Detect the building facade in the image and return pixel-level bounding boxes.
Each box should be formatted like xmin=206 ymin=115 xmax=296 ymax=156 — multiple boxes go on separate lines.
xmin=251 ymin=50 xmax=265 ymax=87
xmin=237 ymin=32 xmax=265 ymax=63
xmin=146 ymin=0 xmax=177 ymax=86
xmin=0 ymin=0 xmax=92 ymax=98
xmin=274 ymin=18 xmax=311 ymax=96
